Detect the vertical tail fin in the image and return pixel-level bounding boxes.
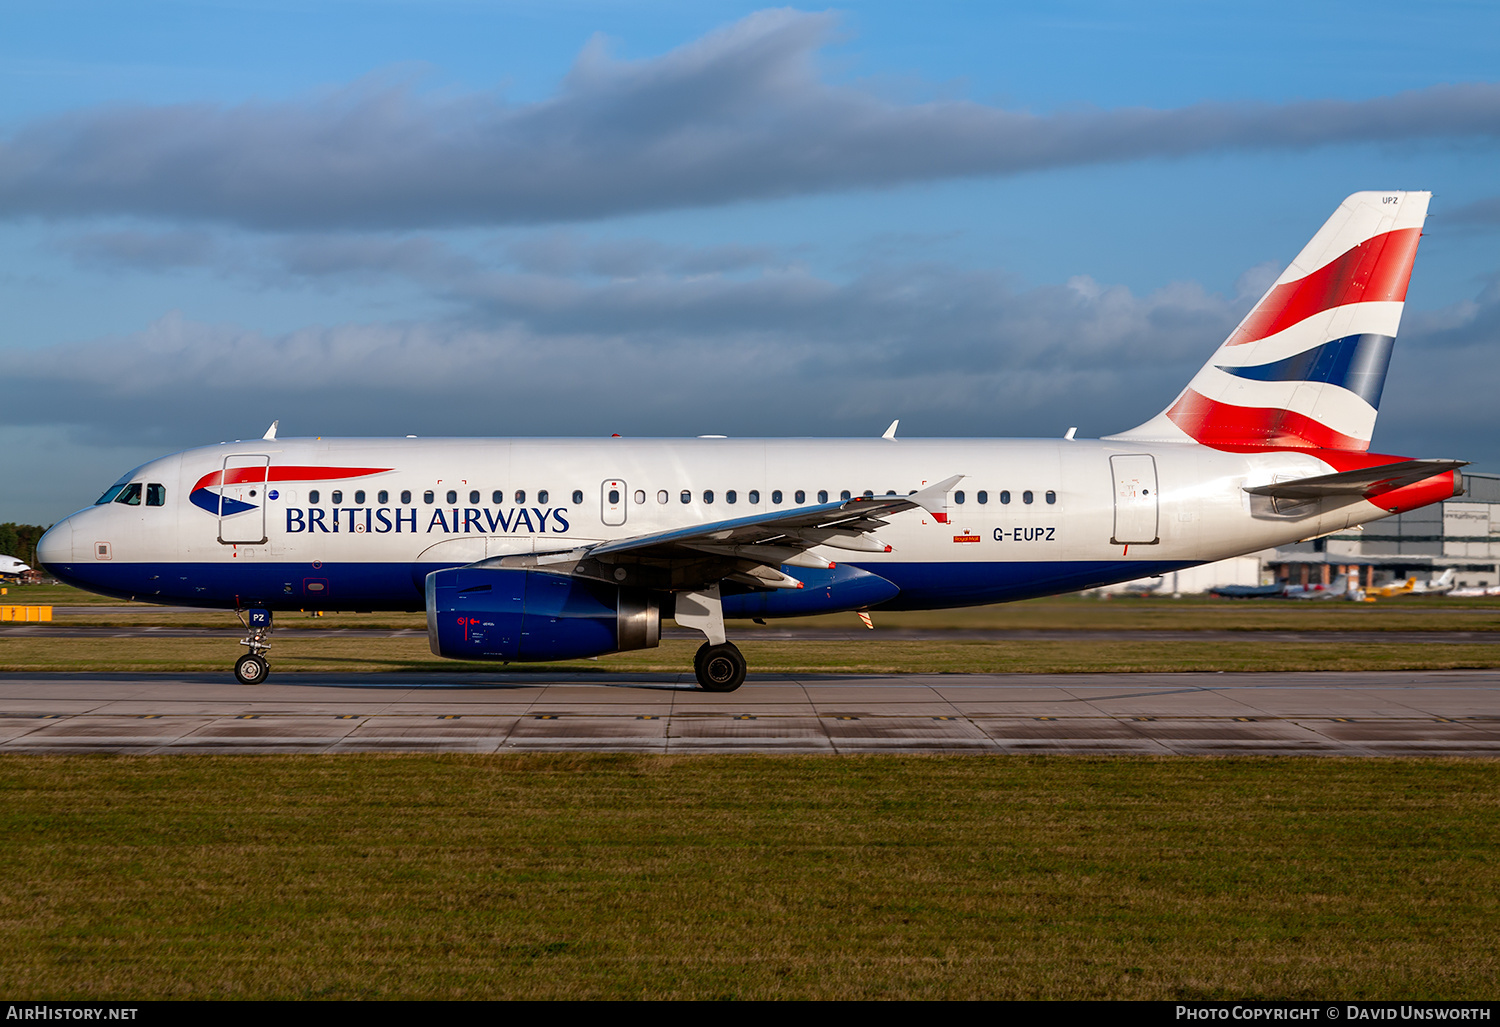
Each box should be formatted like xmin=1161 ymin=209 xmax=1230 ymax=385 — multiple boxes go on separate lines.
xmin=1108 ymin=191 xmax=1430 ymax=451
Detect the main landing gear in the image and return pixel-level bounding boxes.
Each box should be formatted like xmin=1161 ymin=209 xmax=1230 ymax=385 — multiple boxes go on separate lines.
xmin=676 ymin=584 xmax=747 ymax=692
xmin=234 ymin=608 xmax=273 ymax=685
xmin=694 ymin=642 xmax=747 ymax=692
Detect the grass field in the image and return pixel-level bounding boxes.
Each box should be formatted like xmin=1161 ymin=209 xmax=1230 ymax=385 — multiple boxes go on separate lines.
xmin=1 ymin=754 xmax=1495 ymax=1000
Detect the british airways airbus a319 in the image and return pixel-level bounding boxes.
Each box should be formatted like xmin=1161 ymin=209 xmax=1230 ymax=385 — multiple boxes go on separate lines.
xmin=37 ymin=192 xmax=1464 ymax=690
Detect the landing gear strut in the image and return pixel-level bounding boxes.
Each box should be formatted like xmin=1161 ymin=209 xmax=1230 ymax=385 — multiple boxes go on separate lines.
xmin=234 ymin=607 xmax=272 ymax=685
xmin=677 ymin=584 xmax=747 ymax=692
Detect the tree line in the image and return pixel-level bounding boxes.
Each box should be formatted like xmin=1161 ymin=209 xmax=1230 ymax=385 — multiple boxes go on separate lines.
xmin=1 ymin=524 xmax=51 ymax=567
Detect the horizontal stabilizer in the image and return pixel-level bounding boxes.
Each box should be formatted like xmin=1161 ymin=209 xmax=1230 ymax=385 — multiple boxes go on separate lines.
xmin=1244 ymin=459 xmax=1466 ymax=500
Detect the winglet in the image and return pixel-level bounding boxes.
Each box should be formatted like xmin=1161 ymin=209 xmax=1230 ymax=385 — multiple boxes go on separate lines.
xmin=910 ymin=474 xmax=964 ymax=524
xmin=882 ymin=419 xmax=899 ymax=441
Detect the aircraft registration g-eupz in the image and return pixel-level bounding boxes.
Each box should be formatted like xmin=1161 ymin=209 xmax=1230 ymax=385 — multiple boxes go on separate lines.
xmin=38 ymin=192 xmax=1465 ymax=690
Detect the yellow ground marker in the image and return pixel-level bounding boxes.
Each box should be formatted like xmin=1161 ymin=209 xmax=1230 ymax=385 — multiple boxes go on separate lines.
xmin=0 ymin=605 xmax=52 ymax=622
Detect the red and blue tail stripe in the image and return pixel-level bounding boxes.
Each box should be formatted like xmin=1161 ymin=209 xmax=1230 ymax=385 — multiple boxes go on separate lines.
xmin=1110 ymin=192 xmax=1430 ymax=454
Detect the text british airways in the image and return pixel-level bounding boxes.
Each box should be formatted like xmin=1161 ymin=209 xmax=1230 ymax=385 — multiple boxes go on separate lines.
xmin=284 ymin=506 xmax=571 ymax=534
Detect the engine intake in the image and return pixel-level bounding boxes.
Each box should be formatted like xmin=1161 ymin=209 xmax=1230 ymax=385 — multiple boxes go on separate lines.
xmin=426 ymin=567 xmax=659 ymax=662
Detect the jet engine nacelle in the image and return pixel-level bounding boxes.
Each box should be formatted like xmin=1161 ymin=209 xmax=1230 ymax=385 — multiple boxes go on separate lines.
xmin=426 ymin=567 xmax=660 ymax=662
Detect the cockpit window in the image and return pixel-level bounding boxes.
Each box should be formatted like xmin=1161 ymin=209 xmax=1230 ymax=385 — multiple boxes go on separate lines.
xmin=95 ymin=485 xmax=126 ymax=505
xmin=114 ymin=483 xmax=142 ymax=506
xmin=146 ymin=484 xmax=166 ymax=506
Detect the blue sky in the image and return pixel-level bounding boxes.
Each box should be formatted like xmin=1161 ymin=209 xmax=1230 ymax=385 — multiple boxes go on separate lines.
xmin=2 ymin=1 xmax=1498 ymax=524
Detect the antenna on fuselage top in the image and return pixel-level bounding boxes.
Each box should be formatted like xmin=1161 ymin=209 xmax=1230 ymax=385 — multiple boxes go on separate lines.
xmin=262 ymin=420 xmax=279 ymax=441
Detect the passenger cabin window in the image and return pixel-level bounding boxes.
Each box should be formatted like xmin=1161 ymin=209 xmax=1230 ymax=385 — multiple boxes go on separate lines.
xmin=332 ymin=490 xmax=343 ymax=504
xmin=954 ymin=491 xmax=965 ymax=504
xmin=772 ymin=490 xmax=782 ymax=504
xmin=540 ymin=490 xmax=551 ymax=504
xmin=1046 ymin=490 xmax=1057 ymax=505
xmin=114 ymin=483 xmax=142 ymax=506
xmin=469 ymin=490 xmax=480 ymax=505
xmin=1023 ymin=490 xmax=1034 ymax=504
xmin=492 ymin=490 xmax=504 ymax=504
xmin=703 ymin=490 xmax=714 ymax=504
xmin=657 ymin=490 xmax=668 ymax=504
xmin=574 ymin=490 xmax=585 ymax=504
xmin=749 ymin=490 xmax=760 ymax=504
xmin=726 ymin=490 xmax=737 ymax=504
xmin=446 ymin=490 xmax=457 ymax=504
xmin=632 ymin=490 xmax=643 ymax=505
xmin=310 ymin=490 xmax=321 ymax=504
xmin=817 ymin=491 xmax=828 ymax=503
xmin=514 ymin=490 xmax=525 ymax=504
xmin=355 ymin=490 xmax=366 ymax=504
xmin=840 ymin=490 xmax=851 ymax=501
xmin=401 ymin=490 xmax=411 ymax=504
xmin=1000 ymin=490 xmax=1011 ymax=504
xmin=609 ymin=489 xmax=620 ymax=504
xmin=681 ymin=491 xmax=691 ymax=504
xmin=423 ymin=490 xmax=434 ymax=504
xmin=795 ymin=490 xmax=805 ymax=504
xmin=378 ymin=490 xmax=389 ymax=505
xmin=146 ymin=484 xmax=166 ymax=507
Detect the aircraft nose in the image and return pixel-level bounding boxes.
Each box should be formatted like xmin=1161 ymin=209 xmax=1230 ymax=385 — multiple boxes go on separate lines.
xmin=36 ymin=519 xmax=74 ymax=571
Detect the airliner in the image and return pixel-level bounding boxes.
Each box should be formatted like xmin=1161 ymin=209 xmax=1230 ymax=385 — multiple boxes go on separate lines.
xmin=0 ymin=555 xmax=33 ymax=581
xmin=37 ymin=192 xmax=1464 ymax=690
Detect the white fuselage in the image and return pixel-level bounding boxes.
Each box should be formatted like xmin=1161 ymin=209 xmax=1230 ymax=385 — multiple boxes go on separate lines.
xmin=38 ymin=435 xmax=1408 ymax=613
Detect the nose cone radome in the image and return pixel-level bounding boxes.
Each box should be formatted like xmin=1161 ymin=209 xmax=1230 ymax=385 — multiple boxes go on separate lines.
xmin=36 ymin=519 xmax=74 ymax=571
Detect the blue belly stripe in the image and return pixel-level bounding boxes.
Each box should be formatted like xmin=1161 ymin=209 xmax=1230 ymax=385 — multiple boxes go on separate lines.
xmin=46 ymin=558 xmax=1199 ymax=613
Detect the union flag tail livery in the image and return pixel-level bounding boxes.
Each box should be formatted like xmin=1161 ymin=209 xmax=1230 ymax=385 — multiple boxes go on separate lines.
xmin=1113 ymin=191 xmax=1428 ymax=452
xmin=38 ymin=192 xmax=1466 ymax=691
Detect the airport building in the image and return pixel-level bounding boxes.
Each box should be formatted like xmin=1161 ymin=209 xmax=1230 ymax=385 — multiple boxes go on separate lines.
xmin=1270 ymin=471 xmax=1500 ymax=591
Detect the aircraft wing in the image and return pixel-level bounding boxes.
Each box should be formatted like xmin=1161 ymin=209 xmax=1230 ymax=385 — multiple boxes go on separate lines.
xmin=1244 ymin=459 xmax=1467 ymax=501
xmin=474 ymin=475 xmax=964 ymax=592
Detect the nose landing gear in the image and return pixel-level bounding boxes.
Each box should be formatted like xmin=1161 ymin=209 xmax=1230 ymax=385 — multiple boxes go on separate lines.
xmin=234 ymin=607 xmax=272 ymax=685
xmin=235 ymin=651 xmax=269 ymax=685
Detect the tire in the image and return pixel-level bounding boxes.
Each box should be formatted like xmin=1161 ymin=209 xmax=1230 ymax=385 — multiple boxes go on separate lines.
xmin=694 ymin=642 xmax=746 ymax=692
xmin=235 ymin=653 xmax=269 ymax=685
